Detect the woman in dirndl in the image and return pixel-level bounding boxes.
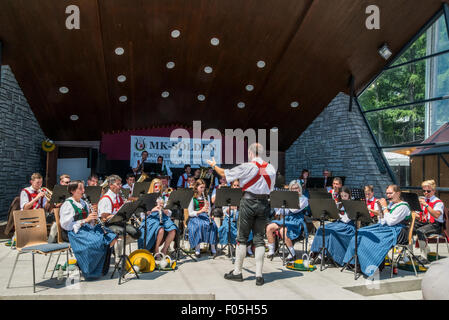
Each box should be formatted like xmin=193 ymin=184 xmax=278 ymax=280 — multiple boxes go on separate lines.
xmin=310 ymin=180 xmax=356 ymax=266
xmin=266 ymin=180 xmax=309 ymax=261
xmin=138 ymin=178 xmax=177 ymax=254
xmin=60 ymin=181 xmax=117 ymax=280
xmin=187 ymin=179 xmax=218 ymax=258
xmin=343 ymin=185 xmax=411 ymax=277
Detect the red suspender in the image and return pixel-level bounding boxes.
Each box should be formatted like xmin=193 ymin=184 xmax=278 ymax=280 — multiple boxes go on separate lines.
xmin=181 ymin=174 xmax=187 ymax=187
xmin=23 ymin=188 xmax=43 ymax=209
xmin=366 ymin=198 xmax=377 ymax=218
xmin=101 ymin=194 xmax=124 ymax=214
xmin=421 ymin=199 xmax=442 ymax=223
xmin=242 ymin=162 xmax=271 ymax=192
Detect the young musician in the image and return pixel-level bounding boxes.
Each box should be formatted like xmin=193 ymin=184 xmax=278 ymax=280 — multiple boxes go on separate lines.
xmin=122 ymin=173 xmax=136 ymax=197
xmin=157 ymin=155 xmax=172 ymax=180
xmin=310 ymin=177 xmax=356 ymax=266
xmin=87 ymin=174 xmax=99 ymax=187
xmin=59 ymin=174 xmax=71 ymax=186
xmin=414 ymin=180 xmax=445 ymax=263
xmin=218 ymin=180 xmax=254 ymax=256
xmin=266 ymin=180 xmax=309 ymax=261
xmin=343 ymin=185 xmax=411 ymax=276
xmin=133 ymin=151 xmax=149 ymax=176
xmin=177 ymin=164 xmax=191 ymax=188
xmin=187 ymin=179 xmax=218 ymax=258
xmin=138 ymin=179 xmax=177 ymax=255
xmin=98 ymin=175 xmax=141 ymax=239
xmin=323 ymin=169 xmax=331 ymax=190
xmin=187 ymin=176 xmax=196 ymax=189
xmin=20 ymin=173 xmax=51 ymax=211
xmin=299 ymin=169 xmax=310 ymax=198
xmin=193 ymin=169 xmax=201 ymax=181
xmin=60 ymin=180 xmax=117 ymax=279
xmin=365 ymin=185 xmax=381 ymax=223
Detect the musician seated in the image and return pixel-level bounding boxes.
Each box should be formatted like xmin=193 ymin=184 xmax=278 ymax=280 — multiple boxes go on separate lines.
xmin=98 ymin=175 xmax=141 ymax=239
xmin=217 ymin=180 xmax=253 ymax=256
xmin=310 ymin=179 xmax=356 ymax=266
xmin=87 ymin=174 xmax=99 ymax=187
xmin=187 ymin=179 xmax=218 ymax=258
xmin=177 ymin=164 xmax=191 ymax=188
xmin=20 ymin=173 xmax=51 ymax=212
xmin=157 ymin=155 xmax=173 ymax=180
xmin=122 ymin=173 xmax=136 ymax=198
xmin=138 ymin=195 xmax=177 ymax=255
xmin=266 ymin=180 xmax=309 ymax=261
xmin=414 ymin=180 xmax=445 ymax=264
xmin=60 ymin=181 xmax=117 ymax=279
xmin=343 ymin=185 xmax=411 ymax=277
xmin=365 ymin=185 xmax=381 ymax=224
xmin=187 ymin=176 xmax=195 ymax=189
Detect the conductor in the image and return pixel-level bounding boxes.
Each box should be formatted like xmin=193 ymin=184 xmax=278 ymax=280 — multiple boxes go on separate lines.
xmin=207 ymin=143 xmax=275 ymax=286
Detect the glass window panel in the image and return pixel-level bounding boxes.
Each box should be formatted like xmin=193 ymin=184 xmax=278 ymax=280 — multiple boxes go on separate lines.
xmin=359 ymin=52 xmax=449 ymax=111
xmin=365 ymin=104 xmax=425 ymax=147
xmin=425 ymin=99 xmax=449 ymax=138
xmin=383 ymin=150 xmax=411 ymax=186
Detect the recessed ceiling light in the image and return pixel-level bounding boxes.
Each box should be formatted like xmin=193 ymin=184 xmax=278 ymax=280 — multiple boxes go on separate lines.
xmin=237 ymin=102 xmax=245 ymax=109
xmin=210 ymin=37 xmax=219 ymax=46
xmin=117 ymin=75 xmax=126 ymax=82
xmin=115 ymin=47 xmax=124 ymax=55
xmin=166 ymin=61 xmax=175 ymax=69
xmin=204 ymin=66 xmax=213 ymax=74
xmin=197 ymin=94 xmax=205 ymax=101
xmin=59 ymin=87 xmax=69 ymax=94
xmin=245 ymin=84 xmax=254 ymax=92
xmin=119 ymin=95 xmax=127 ymax=102
xmin=271 ymin=127 xmax=278 ymax=132
xmin=291 ymin=101 xmax=299 ymax=108
xmin=161 ymin=91 xmax=169 ymax=98
xmin=171 ymin=30 xmax=180 ymax=38
xmin=70 ymin=115 xmax=79 ymax=121
xmin=257 ymin=60 xmax=266 ymax=68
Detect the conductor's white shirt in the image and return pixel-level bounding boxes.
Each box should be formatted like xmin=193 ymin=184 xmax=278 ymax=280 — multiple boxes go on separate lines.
xmin=224 ymin=157 xmax=276 ymax=195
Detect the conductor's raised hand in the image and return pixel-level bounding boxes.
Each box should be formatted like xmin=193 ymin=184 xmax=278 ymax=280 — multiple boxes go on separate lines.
xmin=206 ymin=158 xmax=216 ymax=168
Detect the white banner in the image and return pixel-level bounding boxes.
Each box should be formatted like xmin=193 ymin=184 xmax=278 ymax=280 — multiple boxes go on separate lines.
xmin=130 ymin=136 xmax=221 ymax=168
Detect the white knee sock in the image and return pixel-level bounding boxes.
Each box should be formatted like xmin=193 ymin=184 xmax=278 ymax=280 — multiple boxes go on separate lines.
xmin=418 ymin=240 xmax=429 ymax=256
xmin=233 ymin=244 xmax=247 ymax=275
xmin=268 ymin=243 xmax=275 ymax=255
xmin=255 ymin=246 xmax=265 ymax=278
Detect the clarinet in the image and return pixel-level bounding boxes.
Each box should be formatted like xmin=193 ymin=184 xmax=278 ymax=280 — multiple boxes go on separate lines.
xmin=202 ymin=192 xmax=212 ymax=225
xmin=82 ymin=194 xmax=106 ymax=233
xmin=157 ymin=197 xmax=164 ymax=225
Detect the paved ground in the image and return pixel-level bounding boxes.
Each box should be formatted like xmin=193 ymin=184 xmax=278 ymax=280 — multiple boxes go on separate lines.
xmin=1 ymin=235 xmax=446 ymax=300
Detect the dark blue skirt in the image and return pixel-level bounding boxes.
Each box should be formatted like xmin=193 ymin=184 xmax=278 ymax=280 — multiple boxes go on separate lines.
xmin=343 ymin=223 xmax=404 ymax=277
xmin=138 ymin=211 xmax=178 ymax=250
xmin=68 ymin=224 xmax=116 ymax=280
xmin=188 ymin=213 xmax=218 ymax=248
xmin=271 ymin=211 xmax=308 ymax=240
xmin=311 ymin=221 xmax=356 ymax=266
xmin=218 ymin=214 xmax=253 ymax=245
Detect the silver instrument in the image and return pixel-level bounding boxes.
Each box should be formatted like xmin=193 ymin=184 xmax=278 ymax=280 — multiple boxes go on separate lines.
xmin=202 ymin=192 xmax=212 ymax=225
xmin=82 ymin=193 xmax=106 ymax=233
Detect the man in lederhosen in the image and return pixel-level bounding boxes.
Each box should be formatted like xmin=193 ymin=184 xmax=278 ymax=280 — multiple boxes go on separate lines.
xmin=207 ymin=143 xmax=275 ymax=286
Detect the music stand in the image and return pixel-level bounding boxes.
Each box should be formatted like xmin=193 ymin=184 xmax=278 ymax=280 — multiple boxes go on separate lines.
xmin=401 ymin=192 xmax=421 ymax=212
xmin=165 ymin=188 xmax=196 ymax=265
xmin=340 ymin=200 xmax=371 ymax=280
xmin=84 ymin=186 xmax=102 ymax=204
xmin=132 ymin=182 xmax=151 ymax=198
xmin=215 ymin=188 xmax=243 ymax=264
xmin=137 ymin=193 xmax=159 ymax=253
xmin=120 ymin=188 xmax=130 ymax=199
xmin=49 ymin=185 xmax=71 ymax=204
xmin=109 ymin=201 xmax=141 ymax=285
xmin=351 ymin=188 xmax=365 ymax=201
xmin=306 ymin=178 xmax=325 ymax=189
xmin=308 ymin=198 xmax=341 ymax=271
xmin=144 ymin=163 xmax=162 ymax=179
xmin=270 ymin=191 xmax=299 ymax=265
xmin=308 ymin=190 xmax=332 ymax=199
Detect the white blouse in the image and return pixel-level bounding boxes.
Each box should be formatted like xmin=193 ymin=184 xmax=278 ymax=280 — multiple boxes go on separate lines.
xmin=188 ymin=195 xmax=211 ymax=217
xmin=60 ymin=197 xmax=90 ymax=234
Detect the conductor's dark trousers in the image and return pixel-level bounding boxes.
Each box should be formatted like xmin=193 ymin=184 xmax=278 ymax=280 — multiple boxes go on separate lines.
xmin=236 ymin=192 xmax=270 ymax=247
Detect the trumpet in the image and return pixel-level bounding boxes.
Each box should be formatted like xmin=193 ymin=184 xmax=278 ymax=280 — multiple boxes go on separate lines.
xmin=40 ymin=187 xmax=52 ymax=202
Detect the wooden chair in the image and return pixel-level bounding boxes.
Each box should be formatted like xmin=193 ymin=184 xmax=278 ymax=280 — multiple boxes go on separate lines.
xmin=7 ymin=209 xmax=70 ymax=293
xmin=390 ymin=212 xmax=425 ymax=277
xmin=43 ymin=208 xmax=73 ymax=278
xmin=425 ymin=208 xmax=449 ymax=260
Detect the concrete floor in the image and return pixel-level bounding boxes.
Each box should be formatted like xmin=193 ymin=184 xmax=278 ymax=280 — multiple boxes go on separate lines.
xmin=0 ymin=236 xmax=446 ymax=300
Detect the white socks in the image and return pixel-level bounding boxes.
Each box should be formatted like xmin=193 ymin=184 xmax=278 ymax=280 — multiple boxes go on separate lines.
xmin=247 ymin=246 xmax=253 ymax=255
xmin=418 ymin=240 xmax=429 ymax=257
xmin=267 ymin=243 xmax=275 ymax=255
xmin=233 ymin=244 xmax=247 ymax=275
xmin=288 ymin=246 xmax=296 ymax=259
xmin=255 ymin=246 xmax=265 ymax=278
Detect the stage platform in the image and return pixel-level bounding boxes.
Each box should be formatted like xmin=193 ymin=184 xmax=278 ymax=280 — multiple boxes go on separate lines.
xmin=0 ymin=236 xmax=445 ymax=300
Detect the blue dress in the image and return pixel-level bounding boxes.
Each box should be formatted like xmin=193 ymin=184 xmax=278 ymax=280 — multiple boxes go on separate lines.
xmin=187 ymin=197 xmax=218 ymax=248
xmin=138 ymin=211 xmax=178 ymax=251
xmin=218 ymin=209 xmax=253 ymax=245
xmin=271 ymin=208 xmax=309 ymax=240
xmin=310 ymin=220 xmax=356 ymax=266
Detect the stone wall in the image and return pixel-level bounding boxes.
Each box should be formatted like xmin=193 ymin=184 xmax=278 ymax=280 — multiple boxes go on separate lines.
xmin=285 ymin=92 xmax=393 ymax=197
xmin=0 ymin=65 xmax=46 ymax=217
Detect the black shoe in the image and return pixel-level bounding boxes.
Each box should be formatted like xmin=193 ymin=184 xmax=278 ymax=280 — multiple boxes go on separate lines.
xmin=211 ymin=251 xmax=218 ymax=259
xmin=224 ymin=270 xmax=243 ymax=282
xmin=267 ymin=253 xmax=275 ymax=259
xmin=256 ymin=277 xmax=264 ymax=286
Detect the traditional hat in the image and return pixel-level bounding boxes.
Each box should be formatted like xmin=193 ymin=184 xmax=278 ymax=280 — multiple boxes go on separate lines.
xmin=126 ymin=249 xmax=155 ymax=273
xmin=286 ymin=259 xmax=316 ymax=272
